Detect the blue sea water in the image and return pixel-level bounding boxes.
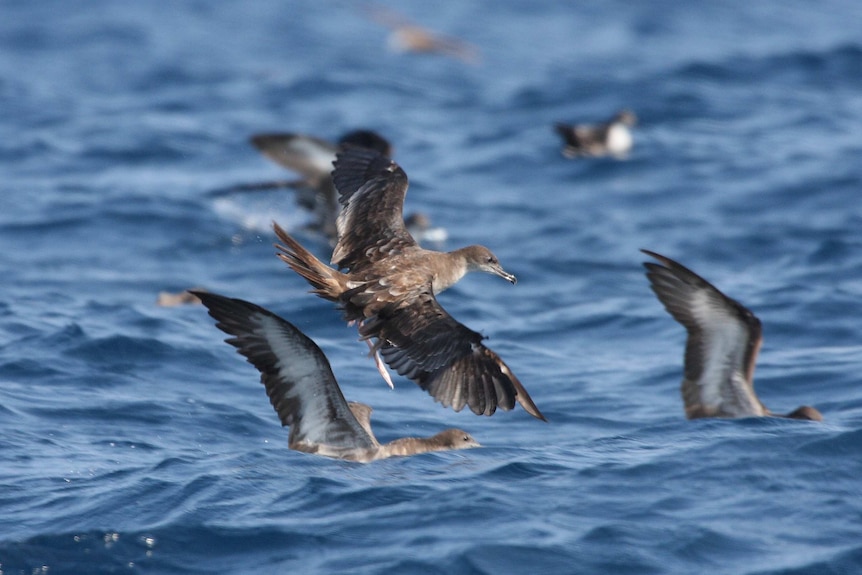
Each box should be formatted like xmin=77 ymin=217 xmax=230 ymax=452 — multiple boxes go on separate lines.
xmin=3 ymin=0 xmax=862 ymax=573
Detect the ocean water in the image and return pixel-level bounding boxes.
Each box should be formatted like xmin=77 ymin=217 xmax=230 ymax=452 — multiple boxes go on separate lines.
xmin=3 ymin=1 xmax=862 ymax=573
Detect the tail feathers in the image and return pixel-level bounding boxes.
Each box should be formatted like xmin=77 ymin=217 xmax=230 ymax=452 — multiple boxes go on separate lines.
xmin=273 ymin=221 xmax=347 ymax=302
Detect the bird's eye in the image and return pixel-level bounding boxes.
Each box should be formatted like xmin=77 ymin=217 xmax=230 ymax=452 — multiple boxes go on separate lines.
xmin=463 ymin=435 xmax=470 ymax=441
xmin=486 ymin=256 xmax=495 ymax=264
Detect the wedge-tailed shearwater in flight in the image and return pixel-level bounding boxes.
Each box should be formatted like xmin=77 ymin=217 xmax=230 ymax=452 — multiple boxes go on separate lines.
xmin=365 ymin=4 xmax=480 ymax=64
xmin=195 ymin=291 xmax=480 ymax=462
xmin=554 ymin=109 xmax=637 ymax=158
xmin=642 ymin=250 xmax=822 ymax=421
xmin=272 ymin=147 xmax=545 ymax=421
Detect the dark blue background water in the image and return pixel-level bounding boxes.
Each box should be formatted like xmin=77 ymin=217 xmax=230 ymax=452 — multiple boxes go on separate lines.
xmin=3 ymin=1 xmax=862 ymax=573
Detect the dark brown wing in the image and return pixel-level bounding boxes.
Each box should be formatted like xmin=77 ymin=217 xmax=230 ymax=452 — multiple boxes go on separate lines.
xmin=330 ymin=147 xmax=418 ymax=271
xmin=360 ymin=290 xmax=546 ymax=420
xmin=642 ymin=250 xmax=767 ymax=418
xmin=554 ymin=123 xmax=582 ymax=148
xmin=336 ymin=130 xmax=393 ymax=156
xmin=195 ymin=291 xmax=378 ymax=450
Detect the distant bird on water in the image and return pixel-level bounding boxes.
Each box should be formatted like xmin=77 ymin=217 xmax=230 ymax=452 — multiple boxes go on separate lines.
xmin=195 ymin=291 xmax=480 ymax=462
xmin=554 ymin=109 xmax=637 ymax=158
xmin=642 ymin=250 xmax=822 ymax=421
xmin=272 ymin=146 xmax=545 ymax=421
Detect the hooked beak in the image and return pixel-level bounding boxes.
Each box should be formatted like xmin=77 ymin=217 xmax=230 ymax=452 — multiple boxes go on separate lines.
xmin=493 ymin=266 xmax=517 ymax=285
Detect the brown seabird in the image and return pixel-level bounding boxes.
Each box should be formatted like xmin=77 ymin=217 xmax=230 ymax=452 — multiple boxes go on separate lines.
xmin=272 ymin=146 xmax=545 ymax=421
xmin=365 ymin=5 xmax=480 ymax=64
xmin=236 ymin=130 xmax=444 ymax=244
xmin=554 ymin=109 xmax=637 ymax=159
xmin=156 ymin=287 xmax=206 ymax=307
xmin=642 ymin=250 xmax=822 ymax=421
xmin=194 ymin=291 xmax=480 ymax=462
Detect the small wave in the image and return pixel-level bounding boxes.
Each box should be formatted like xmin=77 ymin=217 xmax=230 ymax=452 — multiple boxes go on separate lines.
xmin=673 ymin=43 xmax=862 ymax=87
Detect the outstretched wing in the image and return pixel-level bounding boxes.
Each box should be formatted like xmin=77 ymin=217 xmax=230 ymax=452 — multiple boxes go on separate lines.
xmin=360 ymin=289 xmax=546 ymax=421
xmin=195 ymin=291 xmax=378 ymax=450
xmin=250 ymin=133 xmax=336 ymax=184
xmin=642 ymin=250 xmax=767 ymax=418
xmin=250 ymin=133 xmax=338 ymax=213
xmin=330 ymin=147 xmax=418 ymax=271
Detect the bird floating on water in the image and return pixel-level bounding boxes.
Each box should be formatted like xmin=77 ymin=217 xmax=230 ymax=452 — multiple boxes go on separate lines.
xmin=195 ymin=291 xmax=481 ymax=462
xmin=554 ymin=109 xmax=637 ymax=159
xmin=642 ymin=250 xmax=822 ymax=421
xmin=273 ymin=146 xmax=545 ymax=421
